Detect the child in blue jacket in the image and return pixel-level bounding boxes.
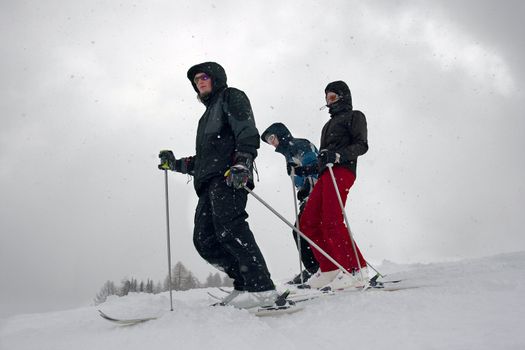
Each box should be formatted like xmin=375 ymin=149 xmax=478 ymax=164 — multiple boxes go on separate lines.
xmin=261 ymin=123 xmax=320 ymax=284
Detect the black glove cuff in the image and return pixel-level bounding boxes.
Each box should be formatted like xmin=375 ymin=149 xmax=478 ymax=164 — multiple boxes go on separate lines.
xmin=174 ymin=158 xmax=191 ymax=173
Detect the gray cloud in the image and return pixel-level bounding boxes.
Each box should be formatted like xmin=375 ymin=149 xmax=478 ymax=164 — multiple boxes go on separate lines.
xmin=1 ymin=0 xmax=524 ymax=317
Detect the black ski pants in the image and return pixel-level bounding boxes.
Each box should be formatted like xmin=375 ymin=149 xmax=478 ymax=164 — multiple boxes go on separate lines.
xmin=293 ymin=201 xmax=320 ymax=273
xmin=193 ymin=177 xmax=275 ymax=292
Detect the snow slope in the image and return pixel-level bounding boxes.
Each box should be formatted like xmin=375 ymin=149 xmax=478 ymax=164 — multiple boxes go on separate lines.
xmin=2 ymin=252 xmax=525 ymax=350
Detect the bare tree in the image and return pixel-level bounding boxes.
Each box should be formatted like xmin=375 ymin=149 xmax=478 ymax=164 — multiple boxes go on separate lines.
xmin=146 ymin=279 xmax=154 ymax=293
xmin=94 ymin=260 xmax=203 ymax=302
xmin=204 ymin=272 xmax=224 ymax=287
xmin=154 ymin=281 xmax=163 ymax=294
xmin=169 ymin=261 xmax=201 ymax=290
xmin=94 ymin=280 xmax=117 ymax=305
xmin=222 ymin=275 xmax=234 ymax=287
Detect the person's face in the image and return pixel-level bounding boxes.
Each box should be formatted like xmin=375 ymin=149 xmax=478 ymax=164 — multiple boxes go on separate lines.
xmin=266 ymin=134 xmax=279 ymax=148
xmin=325 ymin=91 xmax=340 ymax=105
xmin=194 ymin=73 xmax=212 ymax=95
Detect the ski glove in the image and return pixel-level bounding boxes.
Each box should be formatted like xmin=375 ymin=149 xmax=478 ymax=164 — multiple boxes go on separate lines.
xmin=286 ymin=162 xmax=297 ymax=176
xmin=318 ymin=149 xmax=341 ymax=168
xmin=287 ymin=163 xmax=319 ymax=176
xmin=297 ymin=182 xmax=311 ymax=202
xmin=158 ymin=150 xmax=176 ymax=171
xmin=225 ymin=164 xmax=250 ymax=189
xmin=158 ymin=151 xmax=193 ymax=173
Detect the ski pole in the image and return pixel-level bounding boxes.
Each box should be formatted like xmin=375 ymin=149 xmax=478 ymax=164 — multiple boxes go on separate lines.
xmin=163 ymin=170 xmax=174 ymax=311
xmin=325 ymin=163 xmax=364 ymax=282
xmin=289 ymin=169 xmax=304 ymax=285
xmin=325 ymin=164 xmax=384 ymax=279
xmin=325 ymin=164 xmax=385 ymax=281
xmin=244 ymin=186 xmax=360 ymax=282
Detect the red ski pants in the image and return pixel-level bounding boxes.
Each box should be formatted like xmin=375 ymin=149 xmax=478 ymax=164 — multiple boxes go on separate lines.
xmin=299 ymin=166 xmax=366 ymax=272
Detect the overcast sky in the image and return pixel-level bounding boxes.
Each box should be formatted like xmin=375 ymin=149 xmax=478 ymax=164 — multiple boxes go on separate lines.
xmin=1 ymin=0 xmax=524 ymax=318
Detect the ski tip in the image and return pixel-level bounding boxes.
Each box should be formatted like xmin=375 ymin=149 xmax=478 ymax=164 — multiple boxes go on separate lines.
xmin=98 ymin=309 xmax=109 ymax=317
xmin=98 ymin=309 xmax=160 ymax=325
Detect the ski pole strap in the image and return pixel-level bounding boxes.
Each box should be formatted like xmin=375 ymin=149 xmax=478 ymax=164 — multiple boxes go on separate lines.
xmin=159 ymin=161 xmax=170 ymax=170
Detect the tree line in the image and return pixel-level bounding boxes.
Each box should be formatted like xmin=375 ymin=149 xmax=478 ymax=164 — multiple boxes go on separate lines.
xmin=94 ymin=261 xmax=233 ymax=305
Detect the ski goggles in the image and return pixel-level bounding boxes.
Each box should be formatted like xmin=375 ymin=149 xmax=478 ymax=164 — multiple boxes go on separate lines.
xmin=265 ymin=134 xmax=277 ymax=144
xmin=325 ymin=92 xmax=341 ymax=105
xmin=193 ymin=73 xmax=211 ymax=84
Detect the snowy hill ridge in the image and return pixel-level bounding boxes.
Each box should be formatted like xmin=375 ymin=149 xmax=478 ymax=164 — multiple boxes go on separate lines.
xmin=2 ymin=252 xmax=525 ymax=350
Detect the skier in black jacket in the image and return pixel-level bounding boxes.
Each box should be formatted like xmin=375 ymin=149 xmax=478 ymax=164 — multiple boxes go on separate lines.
xmin=261 ymin=122 xmax=320 ymax=284
xmin=158 ymin=62 xmax=277 ymax=309
xmin=300 ymin=80 xmax=369 ymax=290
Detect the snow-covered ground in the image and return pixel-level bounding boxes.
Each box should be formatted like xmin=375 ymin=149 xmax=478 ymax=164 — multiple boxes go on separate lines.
xmin=2 ymin=252 xmax=525 ymax=350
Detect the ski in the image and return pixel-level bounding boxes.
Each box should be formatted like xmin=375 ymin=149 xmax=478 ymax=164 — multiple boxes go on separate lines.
xmin=367 ymin=274 xmax=403 ymax=288
xmin=99 ymin=290 xmax=304 ymax=324
xmin=287 ymin=278 xmax=412 ymax=303
xmin=251 ymin=301 xmax=303 ymax=316
xmin=98 ymin=310 xmax=159 ymax=325
xmin=207 ymin=291 xmax=223 ymax=300
xmin=218 ymin=287 xmax=231 ymax=293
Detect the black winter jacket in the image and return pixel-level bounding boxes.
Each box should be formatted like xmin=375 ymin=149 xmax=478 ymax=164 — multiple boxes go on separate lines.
xmin=320 ymin=109 xmax=368 ymax=176
xmin=180 ymin=62 xmax=260 ymax=195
